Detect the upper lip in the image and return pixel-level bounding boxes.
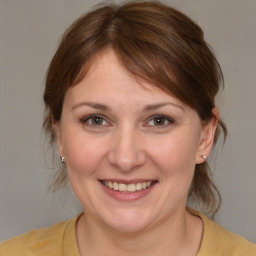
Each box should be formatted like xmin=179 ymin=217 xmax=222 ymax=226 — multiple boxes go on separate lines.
xmin=99 ymin=179 xmax=157 ymax=184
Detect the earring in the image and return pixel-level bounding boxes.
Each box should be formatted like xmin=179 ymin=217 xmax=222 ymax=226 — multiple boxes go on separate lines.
xmin=60 ymin=156 xmax=65 ymax=163
xmin=202 ymin=155 xmax=207 ymax=160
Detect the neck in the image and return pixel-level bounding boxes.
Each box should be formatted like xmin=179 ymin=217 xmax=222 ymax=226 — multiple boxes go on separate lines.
xmin=76 ymin=208 xmax=203 ymax=256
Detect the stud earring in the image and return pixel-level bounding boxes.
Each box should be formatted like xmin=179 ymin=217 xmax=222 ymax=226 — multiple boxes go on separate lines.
xmin=202 ymin=155 xmax=207 ymax=160
xmin=60 ymin=156 xmax=65 ymax=163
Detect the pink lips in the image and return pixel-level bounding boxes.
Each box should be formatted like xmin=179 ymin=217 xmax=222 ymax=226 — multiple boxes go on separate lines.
xmin=100 ymin=180 xmax=157 ymax=201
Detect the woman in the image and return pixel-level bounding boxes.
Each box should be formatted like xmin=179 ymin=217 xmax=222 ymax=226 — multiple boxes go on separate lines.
xmin=1 ymin=1 xmax=255 ymax=255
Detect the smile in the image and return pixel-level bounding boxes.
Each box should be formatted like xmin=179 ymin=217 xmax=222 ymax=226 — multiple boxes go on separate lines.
xmin=101 ymin=180 xmax=155 ymax=193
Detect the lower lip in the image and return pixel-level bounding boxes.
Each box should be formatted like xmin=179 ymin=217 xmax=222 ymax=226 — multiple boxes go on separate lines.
xmin=100 ymin=181 xmax=157 ymax=202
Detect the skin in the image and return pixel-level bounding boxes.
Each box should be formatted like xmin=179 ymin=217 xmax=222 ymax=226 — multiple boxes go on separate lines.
xmin=54 ymin=50 xmax=218 ymax=256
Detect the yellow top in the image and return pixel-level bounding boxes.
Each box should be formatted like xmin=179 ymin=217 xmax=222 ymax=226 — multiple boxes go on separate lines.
xmin=1 ymin=209 xmax=256 ymax=255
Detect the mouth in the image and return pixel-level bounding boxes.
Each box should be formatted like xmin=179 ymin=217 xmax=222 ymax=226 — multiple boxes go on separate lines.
xmin=100 ymin=180 xmax=157 ymax=193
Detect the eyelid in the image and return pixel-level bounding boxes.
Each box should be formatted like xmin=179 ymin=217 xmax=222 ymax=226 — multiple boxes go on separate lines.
xmin=144 ymin=114 xmax=175 ymax=127
xmin=80 ymin=114 xmax=175 ymax=128
xmin=81 ymin=114 xmax=110 ymax=126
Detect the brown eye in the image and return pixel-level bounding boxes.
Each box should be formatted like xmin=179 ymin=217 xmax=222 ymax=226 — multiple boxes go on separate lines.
xmin=153 ymin=117 xmax=166 ymax=125
xmin=146 ymin=115 xmax=175 ymax=127
xmin=91 ymin=116 xmax=104 ymax=125
xmin=82 ymin=115 xmax=108 ymax=126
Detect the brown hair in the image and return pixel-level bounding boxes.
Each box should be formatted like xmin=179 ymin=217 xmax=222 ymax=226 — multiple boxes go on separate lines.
xmin=43 ymin=1 xmax=227 ymax=217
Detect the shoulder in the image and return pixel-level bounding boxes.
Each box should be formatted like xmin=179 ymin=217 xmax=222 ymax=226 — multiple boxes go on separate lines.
xmin=188 ymin=208 xmax=256 ymax=256
xmin=202 ymin=216 xmax=256 ymax=255
xmin=0 ymin=217 xmax=77 ymax=256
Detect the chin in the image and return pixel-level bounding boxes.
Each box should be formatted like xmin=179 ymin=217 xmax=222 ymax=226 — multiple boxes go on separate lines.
xmin=100 ymin=208 xmax=155 ymax=234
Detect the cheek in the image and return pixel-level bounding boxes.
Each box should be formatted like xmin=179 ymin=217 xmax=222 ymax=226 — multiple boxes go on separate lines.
xmin=148 ymin=132 xmax=199 ymax=177
xmin=62 ymin=130 xmax=109 ymax=177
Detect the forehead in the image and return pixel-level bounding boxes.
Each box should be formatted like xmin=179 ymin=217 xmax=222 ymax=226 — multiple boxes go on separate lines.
xmin=62 ymin=50 xmax=202 ymax=127
xmin=65 ymin=50 xmax=186 ymax=108
xmin=82 ymin=49 xmax=146 ymax=88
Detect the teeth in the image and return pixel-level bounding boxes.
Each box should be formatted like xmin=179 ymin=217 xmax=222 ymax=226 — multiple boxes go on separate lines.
xmin=136 ymin=183 xmax=142 ymax=191
xmin=113 ymin=182 xmax=118 ymax=191
xmin=103 ymin=181 xmax=153 ymax=193
xmin=127 ymin=183 xmax=136 ymax=192
xmin=119 ymin=183 xmax=127 ymax=192
xmin=107 ymin=181 xmax=113 ymax=189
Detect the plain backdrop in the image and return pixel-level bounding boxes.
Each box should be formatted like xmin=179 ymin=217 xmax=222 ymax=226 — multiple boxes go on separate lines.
xmin=0 ymin=0 xmax=256 ymax=242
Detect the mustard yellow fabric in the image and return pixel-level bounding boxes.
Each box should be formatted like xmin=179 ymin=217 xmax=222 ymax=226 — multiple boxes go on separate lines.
xmin=0 ymin=215 xmax=80 ymax=256
xmin=1 ymin=210 xmax=256 ymax=255
xmin=189 ymin=208 xmax=256 ymax=255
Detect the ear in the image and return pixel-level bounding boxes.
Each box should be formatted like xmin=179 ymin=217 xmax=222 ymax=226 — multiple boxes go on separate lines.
xmin=196 ymin=108 xmax=219 ymax=164
xmin=52 ymin=119 xmax=64 ymax=157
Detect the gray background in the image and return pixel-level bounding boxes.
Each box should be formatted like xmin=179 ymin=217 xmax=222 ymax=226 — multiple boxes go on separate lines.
xmin=1 ymin=0 xmax=256 ymax=243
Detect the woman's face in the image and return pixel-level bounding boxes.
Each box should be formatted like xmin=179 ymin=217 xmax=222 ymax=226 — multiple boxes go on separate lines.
xmin=55 ymin=50 xmax=216 ymax=233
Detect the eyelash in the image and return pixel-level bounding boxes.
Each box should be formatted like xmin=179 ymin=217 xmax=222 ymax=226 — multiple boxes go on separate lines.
xmin=80 ymin=114 xmax=175 ymax=128
xmin=81 ymin=114 xmax=109 ymax=126
xmin=145 ymin=115 xmax=175 ymax=128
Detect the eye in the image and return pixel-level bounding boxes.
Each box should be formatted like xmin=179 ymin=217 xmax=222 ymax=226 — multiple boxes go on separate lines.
xmin=81 ymin=114 xmax=108 ymax=126
xmin=146 ymin=115 xmax=175 ymax=127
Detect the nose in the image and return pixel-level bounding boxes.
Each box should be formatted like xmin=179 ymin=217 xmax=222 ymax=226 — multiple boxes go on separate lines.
xmin=107 ymin=126 xmax=146 ymax=172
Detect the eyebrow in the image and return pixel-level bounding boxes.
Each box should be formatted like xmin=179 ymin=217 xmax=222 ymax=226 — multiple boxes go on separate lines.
xmin=71 ymin=101 xmax=184 ymax=112
xmin=143 ymin=102 xmax=184 ymax=112
xmin=72 ymin=102 xmax=109 ymax=111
